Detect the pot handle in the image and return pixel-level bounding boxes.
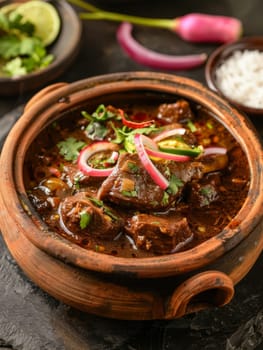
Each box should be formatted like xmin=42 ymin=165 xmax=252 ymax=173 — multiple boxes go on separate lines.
xmin=165 ymin=270 xmax=234 ymax=319
xmin=24 ymin=82 xmax=68 ymax=112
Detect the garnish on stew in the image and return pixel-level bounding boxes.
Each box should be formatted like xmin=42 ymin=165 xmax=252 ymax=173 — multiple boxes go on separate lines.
xmin=24 ymin=98 xmax=249 ymax=257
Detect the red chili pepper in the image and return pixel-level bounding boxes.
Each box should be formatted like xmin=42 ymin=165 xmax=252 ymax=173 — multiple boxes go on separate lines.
xmin=118 ymin=108 xmax=155 ymax=129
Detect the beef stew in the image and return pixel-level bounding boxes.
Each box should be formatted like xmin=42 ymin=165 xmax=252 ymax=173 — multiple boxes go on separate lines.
xmin=24 ymin=96 xmax=250 ymax=258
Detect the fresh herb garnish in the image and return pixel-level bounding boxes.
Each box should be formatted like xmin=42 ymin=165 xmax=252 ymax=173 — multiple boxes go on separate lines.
xmin=161 ymin=191 xmax=169 ymax=205
xmin=187 ymin=120 xmax=197 ymax=132
xmin=127 ymin=161 xmax=139 ymax=173
xmin=82 ymin=104 xmax=121 ymax=122
xmin=88 ymin=196 xmax=118 ymax=221
xmin=167 ymin=174 xmax=184 ymax=195
xmin=0 ymin=11 xmax=54 ymax=77
xmin=121 ymin=190 xmax=137 ymax=197
xmin=85 ymin=121 xmax=108 ymax=140
xmin=0 ymin=11 xmax=35 ymax=36
xmin=79 ymin=211 xmax=92 ymax=229
xmin=57 ymin=137 xmax=86 ymax=161
xmin=111 ymin=123 xmax=159 ymax=153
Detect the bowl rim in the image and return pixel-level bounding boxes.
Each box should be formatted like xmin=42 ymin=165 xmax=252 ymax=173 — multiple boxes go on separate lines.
xmin=205 ymin=36 xmax=263 ymax=116
xmin=0 ymin=71 xmax=262 ymax=278
xmin=0 ymin=0 xmax=82 ymax=95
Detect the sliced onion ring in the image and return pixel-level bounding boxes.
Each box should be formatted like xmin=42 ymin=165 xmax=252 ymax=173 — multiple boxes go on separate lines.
xmin=141 ymin=133 xmax=190 ymax=161
xmin=134 ymin=133 xmax=169 ymax=190
xmin=203 ymin=146 xmax=227 ymax=156
xmin=153 ymin=127 xmax=186 ymax=142
xmin=77 ymin=141 xmax=119 ymax=177
xmin=117 ymin=22 xmax=207 ymax=70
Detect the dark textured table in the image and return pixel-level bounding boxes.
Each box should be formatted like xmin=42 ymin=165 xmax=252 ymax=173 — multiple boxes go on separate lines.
xmin=0 ymin=1 xmax=262 ymax=349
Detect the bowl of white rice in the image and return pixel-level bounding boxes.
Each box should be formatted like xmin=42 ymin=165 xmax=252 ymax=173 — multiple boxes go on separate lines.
xmin=205 ymin=36 xmax=263 ymax=116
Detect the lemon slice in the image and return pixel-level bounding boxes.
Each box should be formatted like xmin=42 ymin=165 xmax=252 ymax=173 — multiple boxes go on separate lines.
xmin=15 ymin=0 xmax=61 ymax=46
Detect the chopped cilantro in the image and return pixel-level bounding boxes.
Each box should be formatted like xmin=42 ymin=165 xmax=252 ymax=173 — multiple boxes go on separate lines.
xmin=103 ymin=207 xmax=118 ymax=221
xmin=206 ymin=121 xmax=214 ymax=129
xmin=167 ymin=175 xmax=184 ymax=195
xmin=57 ymin=137 xmax=86 ymax=161
xmin=88 ymin=197 xmax=104 ymax=207
xmin=85 ymin=121 xmax=107 ymax=140
xmin=187 ymin=120 xmax=197 ymax=132
xmin=79 ymin=211 xmax=92 ymax=229
xmin=111 ymin=124 xmax=159 ymax=153
xmin=73 ymin=175 xmax=81 ymax=189
xmin=0 ymin=11 xmax=34 ymax=36
xmin=88 ymin=196 xmax=118 ymax=221
xmin=161 ymin=192 xmax=169 ymax=206
xmin=0 ymin=12 xmax=54 ymax=77
xmin=121 ymin=190 xmax=137 ymax=197
xmin=127 ymin=161 xmax=139 ymax=173
xmin=200 ymin=187 xmax=212 ymax=196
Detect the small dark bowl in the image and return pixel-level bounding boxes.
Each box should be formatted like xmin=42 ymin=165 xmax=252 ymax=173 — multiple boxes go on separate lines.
xmin=0 ymin=0 xmax=82 ymax=96
xmin=205 ymin=36 xmax=263 ymax=116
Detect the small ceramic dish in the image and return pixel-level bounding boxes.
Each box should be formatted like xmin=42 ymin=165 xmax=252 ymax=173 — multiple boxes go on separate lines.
xmin=0 ymin=0 xmax=82 ymax=96
xmin=205 ymin=36 xmax=263 ymax=116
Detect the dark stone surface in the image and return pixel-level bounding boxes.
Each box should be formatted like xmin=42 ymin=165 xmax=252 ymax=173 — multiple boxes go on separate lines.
xmin=0 ymin=0 xmax=262 ymax=349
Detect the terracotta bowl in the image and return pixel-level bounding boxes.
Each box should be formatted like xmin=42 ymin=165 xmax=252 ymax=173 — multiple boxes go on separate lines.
xmin=0 ymin=0 xmax=82 ymax=96
xmin=0 ymin=72 xmax=262 ymax=320
xmin=205 ymin=36 xmax=263 ymax=116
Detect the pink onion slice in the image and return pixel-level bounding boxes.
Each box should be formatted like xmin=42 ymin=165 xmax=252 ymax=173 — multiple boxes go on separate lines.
xmin=203 ymin=146 xmax=227 ymax=156
xmin=117 ymin=22 xmax=207 ymax=70
xmin=138 ymin=134 xmax=190 ymax=161
xmin=77 ymin=141 xmax=119 ymax=177
xmin=153 ymin=127 xmax=186 ymax=142
xmin=134 ymin=133 xmax=169 ymax=189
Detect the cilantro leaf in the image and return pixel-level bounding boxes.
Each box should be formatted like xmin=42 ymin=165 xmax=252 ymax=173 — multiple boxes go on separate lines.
xmin=0 ymin=35 xmax=22 ymax=59
xmin=111 ymin=124 xmax=159 ymax=153
xmin=0 ymin=11 xmax=54 ymax=77
xmin=167 ymin=174 xmax=184 ymax=195
xmin=57 ymin=137 xmax=86 ymax=161
xmin=79 ymin=211 xmax=92 ymax=229
xmin=85 ymin=121 xmax=108 ymax=140
xmin=2 ymin=11 xmax=35 ymax=35
xmin=3 ymin=57 xmax=27 ymax=76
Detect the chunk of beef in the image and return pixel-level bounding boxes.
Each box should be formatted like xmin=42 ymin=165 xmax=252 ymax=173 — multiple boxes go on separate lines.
xmin=61 ymin=163 xmax=104 ymax=190
xmin=157 ymin=99 xmax=194 ymax=124
xmin=97 ymin=153 xmax=204 ymax=211
xmin=125 ymin=213 xmax=193 ymax=254
xmin=59 ymin=192 xmax=123 ymax=239
xmin=186 ymin=181 xmax=220 ymax=208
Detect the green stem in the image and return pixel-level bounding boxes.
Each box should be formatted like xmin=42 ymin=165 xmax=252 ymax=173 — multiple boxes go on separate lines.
xmin=80 ymin=12 xmax=174 ymax=29
xmin=67 ymin=0 xmax=100 ymax=13
xmin=68 ymin=0 xmax=175 ymax=30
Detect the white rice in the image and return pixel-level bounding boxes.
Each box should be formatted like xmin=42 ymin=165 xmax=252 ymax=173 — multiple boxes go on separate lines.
xmin=215 ymin=49 xmax=263 ymax=109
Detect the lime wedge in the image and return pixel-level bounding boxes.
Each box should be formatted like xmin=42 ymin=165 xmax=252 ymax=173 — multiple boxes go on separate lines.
xmin=15 ymin=0 xmax=61 ymax=46
xmin=0 ymin=3 xmax=20 ymax=15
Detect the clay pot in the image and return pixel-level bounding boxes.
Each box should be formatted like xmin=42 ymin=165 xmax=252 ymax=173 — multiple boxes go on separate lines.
xmin=0 ymin=72 xmax=262 ymax=320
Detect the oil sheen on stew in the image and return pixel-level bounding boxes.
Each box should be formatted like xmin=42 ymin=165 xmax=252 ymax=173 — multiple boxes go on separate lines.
xmin=24 ymin=98 xmax=250 ymax=258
